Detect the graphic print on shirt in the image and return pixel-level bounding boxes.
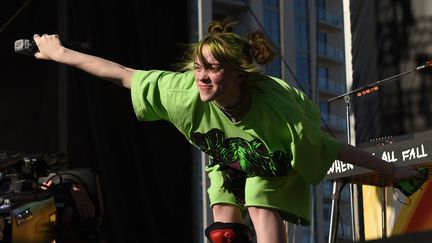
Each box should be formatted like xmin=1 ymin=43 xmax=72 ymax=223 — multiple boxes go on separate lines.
xmin=190 ymin=128 xmax=292 ymax=177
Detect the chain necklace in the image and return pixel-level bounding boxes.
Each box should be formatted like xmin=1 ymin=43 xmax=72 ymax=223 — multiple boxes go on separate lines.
xmin=213 ymin=101 xmax=237 ymax=118
xmin=212 ymin=90 xmax=250 ymax=122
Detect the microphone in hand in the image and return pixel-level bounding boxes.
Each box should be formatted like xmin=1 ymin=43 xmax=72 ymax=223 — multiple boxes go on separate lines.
xmin=14 ymin=38 xmax=91 ymax=56
xmin=14 ymin=39 xmax=39 ymax=56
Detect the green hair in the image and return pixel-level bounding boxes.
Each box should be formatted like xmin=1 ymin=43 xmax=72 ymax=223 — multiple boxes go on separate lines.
xmin=179 ymin=18 xmax=275 ymax=85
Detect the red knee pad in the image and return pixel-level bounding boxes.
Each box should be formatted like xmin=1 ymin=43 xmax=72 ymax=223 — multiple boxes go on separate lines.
xmin=205 ymin=222 xmax=252 ymax=243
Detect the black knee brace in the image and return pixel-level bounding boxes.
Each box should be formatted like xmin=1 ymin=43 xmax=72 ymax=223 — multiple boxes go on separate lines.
xmin=205 ymin=222 xmax=252 ymax=243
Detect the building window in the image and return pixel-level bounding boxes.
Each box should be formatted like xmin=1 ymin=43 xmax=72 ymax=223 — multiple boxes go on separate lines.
xmin=318 ymin=32 xmax=327 ymax=44
xmin=295 ymin=0 xmax=311 ymax=96
xmin=318 ymin=66 xmax=328 ymax=91
xmin=296 ymin=52 xmax=311 ymax=95
xmin=317 ymin=0 xmax=326 ymax=10
xmin=318 ymin=66 xmax=329 ymax=80
xmin=319 ymin=100 xmax=329 ymax=114
xmin=263 ymin=0 xmax=281 ymax=77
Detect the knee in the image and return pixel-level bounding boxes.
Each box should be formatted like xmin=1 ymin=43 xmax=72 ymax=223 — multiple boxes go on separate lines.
xmin=247 ymin=207 xmax=286 ymax=242
xmin=212 ymin=204 xmax=243 ymax=223
xmin=248 ymin=206 xmax=280 ymax=220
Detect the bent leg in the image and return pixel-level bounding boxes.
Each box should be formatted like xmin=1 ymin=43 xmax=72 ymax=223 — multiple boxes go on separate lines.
xmin=212 ymin=203 xmax=244 ymax=223
xmin=248 ymin=207 xmax=286 ymax=243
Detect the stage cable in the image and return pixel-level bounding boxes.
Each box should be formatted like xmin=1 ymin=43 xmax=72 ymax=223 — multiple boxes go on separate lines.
xmin=392 ymin=187 xmax=411 ymax=206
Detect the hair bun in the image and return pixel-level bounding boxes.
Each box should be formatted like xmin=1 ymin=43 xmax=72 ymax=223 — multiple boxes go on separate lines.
xmin=247 ymin=30 xmax=275 ymax=65
xmin=208 ymin=18 xmax=236 ymax=34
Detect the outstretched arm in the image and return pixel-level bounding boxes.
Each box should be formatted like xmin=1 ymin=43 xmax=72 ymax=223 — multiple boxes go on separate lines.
xmin=337 ymin=142 xmax=420 ymax=180
xmin=33 ymin=34 xmax=134 ymax=88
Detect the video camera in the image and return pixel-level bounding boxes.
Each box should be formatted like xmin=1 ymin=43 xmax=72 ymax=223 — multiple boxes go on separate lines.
xmin=0 ymin=151 xmax=103 ymax=242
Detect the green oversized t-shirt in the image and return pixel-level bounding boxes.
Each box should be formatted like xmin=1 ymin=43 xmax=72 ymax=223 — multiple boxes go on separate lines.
xmin=131 ymin=69 xmax=341 ymax=225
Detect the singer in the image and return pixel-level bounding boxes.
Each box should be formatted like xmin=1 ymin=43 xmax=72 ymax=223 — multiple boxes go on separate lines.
xmin=31 ymin=19 xmax=422 ymax=243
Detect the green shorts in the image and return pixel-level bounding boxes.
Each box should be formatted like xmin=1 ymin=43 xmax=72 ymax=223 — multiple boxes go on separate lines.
xmin=206 ymin=164 xmax=311 ymax=225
